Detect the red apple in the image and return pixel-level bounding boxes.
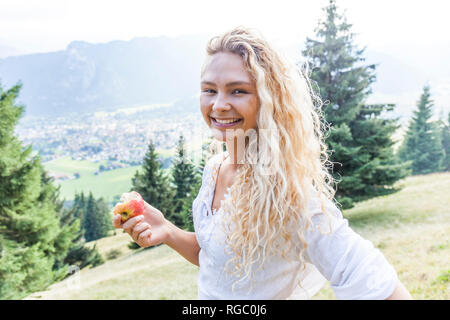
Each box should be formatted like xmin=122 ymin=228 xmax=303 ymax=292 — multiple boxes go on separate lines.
xmin=113 ymin=191 xmax=145 ymax=222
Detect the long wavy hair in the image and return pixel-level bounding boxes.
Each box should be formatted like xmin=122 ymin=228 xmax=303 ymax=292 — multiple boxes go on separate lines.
xmin=201 ymin=26 xmax=338 ymax=290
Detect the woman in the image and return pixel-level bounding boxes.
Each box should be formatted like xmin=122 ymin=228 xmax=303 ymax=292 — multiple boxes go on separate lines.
xmin=113 ymin=26 xmax=412 ymax=300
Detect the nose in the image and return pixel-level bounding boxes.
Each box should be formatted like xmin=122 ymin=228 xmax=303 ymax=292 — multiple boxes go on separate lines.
xmin=212 ymin=92 xmax=231 ymax=113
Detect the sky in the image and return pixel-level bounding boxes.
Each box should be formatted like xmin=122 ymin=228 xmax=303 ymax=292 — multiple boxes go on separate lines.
xmin=1 ymin=0 xmax=449 ymax=54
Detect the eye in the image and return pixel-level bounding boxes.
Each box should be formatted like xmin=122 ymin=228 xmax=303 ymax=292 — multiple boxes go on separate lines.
xmin=202 ymin=88 xmax=216 ymax=94
xmin=232 ymin=89 xmax=247 ymax=94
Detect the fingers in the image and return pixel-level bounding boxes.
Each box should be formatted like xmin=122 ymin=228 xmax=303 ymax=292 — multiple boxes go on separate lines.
xmin=131 ymin=222 xmax=151 ymax=240
xmin=113 ymin=214 xmax=122 ymax=229
xmin=122 ymin=216 xmax=152 ymax=248
xmin=113 ymin=203 xmax=154 ymax=248
xmin=137 ymin=229 xmax=152 ymax=247
xmin=122 ymin=215 xmax=144 ymax=234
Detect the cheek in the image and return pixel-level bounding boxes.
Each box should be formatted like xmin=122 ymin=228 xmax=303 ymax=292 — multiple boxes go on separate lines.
xmin=242 ymin=98 xmax=260 ymax=128
xmin=200 ymin=100 xmax=211 ymax=123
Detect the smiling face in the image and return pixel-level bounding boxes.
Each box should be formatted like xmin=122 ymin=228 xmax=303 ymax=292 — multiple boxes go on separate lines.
xmin=200 ymin=51 xmax=260 ymax=142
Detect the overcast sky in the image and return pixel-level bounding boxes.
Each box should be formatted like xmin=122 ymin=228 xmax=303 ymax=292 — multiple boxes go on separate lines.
xmin=1 ymin=0 xmax=449 ymax=54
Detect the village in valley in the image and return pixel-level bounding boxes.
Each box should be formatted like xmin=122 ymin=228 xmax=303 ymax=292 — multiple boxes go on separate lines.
xmin=15 ymin=104 xmax=208 ymax=181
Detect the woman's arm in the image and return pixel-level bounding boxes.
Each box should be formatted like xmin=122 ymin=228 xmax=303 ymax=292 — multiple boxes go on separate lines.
xmin=164 ymin=219 xmax=201 ymax=267
xmin=113 ymin=201 xmax=201 ymax=267
xmin=304 ymin=197 xmax=413 ymax=300
xmin=385 ymin=280 xmax=413 ymax=300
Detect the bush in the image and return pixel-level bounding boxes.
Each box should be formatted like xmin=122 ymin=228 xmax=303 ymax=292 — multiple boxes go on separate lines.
xmin=127 ymin=241 xmax=141 ymax=250
xmin=127 ymin=241 xmax=156 ymax=251
xmin=105 ymin=249 xmax=122 ymax=260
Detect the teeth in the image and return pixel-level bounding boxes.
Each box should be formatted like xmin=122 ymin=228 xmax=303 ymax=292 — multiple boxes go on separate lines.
xmin=215 ymin=118 xmax=241 ymax=124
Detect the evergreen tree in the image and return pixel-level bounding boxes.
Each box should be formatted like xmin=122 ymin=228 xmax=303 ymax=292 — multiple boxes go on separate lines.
xmin=198 ymin=153 xmax=206 ymax=172
xmin=180 ymin=140 xmax=210 ymax=231
xmin=170 ymin=134 xmax=198 ymax=228
xmin=39 ymin=172 xmax=79 ymax=281
xmin=180 ymin=172 xmax=202 ymax=231
xmin=73 ymin=191 xmax=86 ymax=220
xmin=397 ymin=86 xmax=445 ymax=174
xmin=60 ymin=204 xmax=104 ymax=269
xmin=61 ymin=193 xmax=104 ymax=269
xmin=82 ymin=192 xmax=112 ymax=242
xmin=131 ymin=140 xmax=175 ymax=224
xmin=181 ymin=155 xmax=205 ymax=231
xmin=199 ymin=138 xmax=213 ymax=172
xmin=0 ymin=82 xmax=74 ymax=299
xmin=303 ymin=0 xmax=409 ymax=208
xmin=440 ymin=112 xmax=450 ymax=172
xmin=82 ymin=193 xmax=95 ymax=241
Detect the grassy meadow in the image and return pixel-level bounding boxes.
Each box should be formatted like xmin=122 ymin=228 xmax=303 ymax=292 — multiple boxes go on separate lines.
xmin=25 ymin=172 xmax=450 ymax=300
xmin=42 ymin=143 xmax=205 ymax=203
xmin=43 ymin=153 xmax=170 ymax=203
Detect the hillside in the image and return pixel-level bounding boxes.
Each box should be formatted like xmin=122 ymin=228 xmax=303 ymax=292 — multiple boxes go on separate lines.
xmin=42 ymin=148 xmax=185 ymax=203
xmin=25 ymin=172 xmax=450 ymax=300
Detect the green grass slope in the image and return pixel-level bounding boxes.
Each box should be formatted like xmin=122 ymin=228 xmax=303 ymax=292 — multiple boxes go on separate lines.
xmin=25 ymin=172 xmax=450 ymax=300
xmin=56 ymin=166 xmax=141 ymax=203
xmin=43 ymin=156 xmax=171 ymax=203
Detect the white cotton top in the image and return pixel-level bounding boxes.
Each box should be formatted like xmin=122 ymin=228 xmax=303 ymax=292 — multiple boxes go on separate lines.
xmin=192 ymin=151 xmax=398 ymax=300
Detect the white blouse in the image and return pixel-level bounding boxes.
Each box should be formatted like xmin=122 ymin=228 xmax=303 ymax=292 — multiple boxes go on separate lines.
xmin=192 ymin=151 xmax=398 ymax=300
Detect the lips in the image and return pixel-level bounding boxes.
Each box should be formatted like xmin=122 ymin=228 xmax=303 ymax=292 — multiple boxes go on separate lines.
xmin=210 ymin=117 xmax=243 ymax=128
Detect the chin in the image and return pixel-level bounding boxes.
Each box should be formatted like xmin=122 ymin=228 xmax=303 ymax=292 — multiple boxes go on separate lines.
xmin=211 ymin=130 xmax=227 ymax=142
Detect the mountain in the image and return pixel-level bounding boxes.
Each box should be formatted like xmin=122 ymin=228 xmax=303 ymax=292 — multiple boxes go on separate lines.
xmin=0 ymin=35 xmax=209 ymax=117
xmin=364 ymin=49 xmax=450 ymax=123
xmin=1 ymin=35 xmax=448 ymax=121
xmin=365 ymin=50 xmax=428 ymax=95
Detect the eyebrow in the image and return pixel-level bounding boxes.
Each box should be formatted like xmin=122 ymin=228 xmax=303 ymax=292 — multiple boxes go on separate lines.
xmin=201 ymin=81 xmax=252 ymax=87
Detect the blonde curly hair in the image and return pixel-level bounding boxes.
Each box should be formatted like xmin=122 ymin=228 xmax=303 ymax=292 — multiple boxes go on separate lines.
xmin=201 ymin=26 xmax=338 ymax=291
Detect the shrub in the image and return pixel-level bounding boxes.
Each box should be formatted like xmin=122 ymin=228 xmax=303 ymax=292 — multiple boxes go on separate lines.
xmin=105 ymin=249 xmax=122 ymax=260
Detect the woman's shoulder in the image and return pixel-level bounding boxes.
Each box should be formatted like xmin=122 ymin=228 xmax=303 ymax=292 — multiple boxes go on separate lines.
xmin=207 ymin=151 xmax=228 ymax=165
xmin=306 ymin=193 xmax=343 ymax=220
xmin=199 ymin=152 xmax=227 ymax=185
xmin=203 ymin=152 xmax=228 ymax=173
xmin=302 ymin=190 xmax=345 ymax=236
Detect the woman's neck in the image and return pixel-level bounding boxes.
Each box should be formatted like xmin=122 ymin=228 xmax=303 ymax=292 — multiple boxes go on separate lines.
xmin=225 ymin=136 xmax=247 ymax=172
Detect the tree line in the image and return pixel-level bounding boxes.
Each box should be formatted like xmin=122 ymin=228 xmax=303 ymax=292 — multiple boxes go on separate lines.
xmin=1 ymin=0 xmax=449 ymax=300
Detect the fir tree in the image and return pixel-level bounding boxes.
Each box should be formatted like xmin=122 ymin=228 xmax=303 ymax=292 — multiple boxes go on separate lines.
xmin=73 ymin=191 xmax=86 ymax=220
xmin=98 ymin=197 xmax=114 ymax=235
xmin=60 ymin=202 xmax=104 ymax=269
xmin=59 ymin=192 xmax=104 ymax=268
xmin=180 ymin=173 xmax=202 ymax=231
xmin=82 ymin=192 xmax=112 ymax=242
xmin=0 ymin=82 xmax=75 ymax=299
xmin=54 ymin=199 xmax=103 ymax=270
xmin=180 ymin=140 xmax=210 ymax=231
xmin=170 ymin=134 xmax=198 ymax=228
xmin=199 ymin=138 xmax=213 ymax=172
xmin=39 ymin=172 xmax=79 ymax=281
xmin=440 ymin=112 xmax=450 ymax=172
xmin=303 ymin=0 xmax=409 ymax=208
xmin=397 ymin=86 xmax=445 ymax=175
xmin=82 ymin=193 xmax=96 ymax=241
xmin=131 ymin=140 xmax=175 ymax=224
xmin=181 ymin=157 xmax=204 ymax=231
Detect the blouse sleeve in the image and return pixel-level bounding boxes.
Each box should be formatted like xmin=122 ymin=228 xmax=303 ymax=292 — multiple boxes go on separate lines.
xmin=303 ymin=197 xmax=398 ymax=300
